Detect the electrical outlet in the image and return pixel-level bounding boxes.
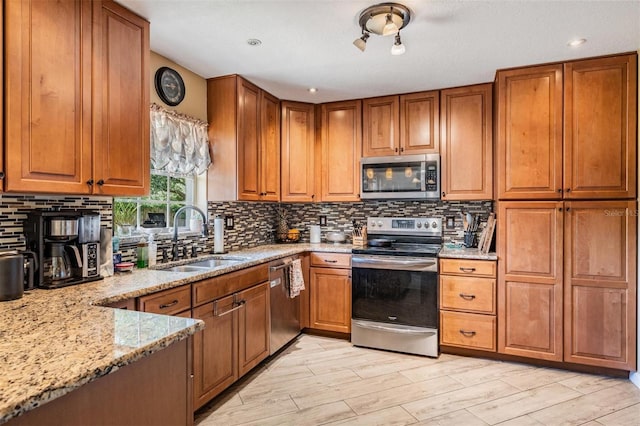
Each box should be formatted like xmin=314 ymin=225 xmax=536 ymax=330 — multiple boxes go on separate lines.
xmin=319 ymin=215 xmax=327 ymax=226
xmin=225 ymin=215 xmax=234 ymax=230
xmin=446 ymin=216 xmax=455 ymax=229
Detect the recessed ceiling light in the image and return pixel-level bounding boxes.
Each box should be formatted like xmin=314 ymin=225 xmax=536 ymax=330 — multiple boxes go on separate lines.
xmin=567 ymin=38 xmax=586 ymax=47
xmin=247 ymin=38 xmax=262 ymax=46
xmin=308 ymin=88 xmax=318 ymax=93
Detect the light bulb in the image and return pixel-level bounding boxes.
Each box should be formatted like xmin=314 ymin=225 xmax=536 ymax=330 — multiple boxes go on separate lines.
xmin=353 ymin=32 xmax=369 ymax=52
xmin=382 ymin=13 xmax=398 ymax=36
xmin=391 ymin=33 xmax=405 ymax=55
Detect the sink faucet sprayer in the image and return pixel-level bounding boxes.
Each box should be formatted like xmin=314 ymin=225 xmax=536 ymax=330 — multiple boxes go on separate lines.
xmin=172 ymin=205 xmax=208 ymax=261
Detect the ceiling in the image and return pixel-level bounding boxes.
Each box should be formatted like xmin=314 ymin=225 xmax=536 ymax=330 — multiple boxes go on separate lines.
xmin=117 ymin=0 xmax=640 ymax=104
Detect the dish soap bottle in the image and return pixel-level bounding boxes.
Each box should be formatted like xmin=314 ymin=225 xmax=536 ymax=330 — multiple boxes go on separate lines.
xmin=147 ymin=234 xmax=157 ymax=267
xmin=136 ymin=238 xmax=148 ymax=269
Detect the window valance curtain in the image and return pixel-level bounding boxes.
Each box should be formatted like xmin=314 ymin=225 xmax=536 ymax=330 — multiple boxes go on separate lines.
xmin=150 ymin=103 xmax=211 ymax=175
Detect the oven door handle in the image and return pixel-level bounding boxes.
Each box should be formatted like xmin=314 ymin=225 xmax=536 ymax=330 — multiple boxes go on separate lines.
xmin=352 ymin=319 xmax=437 ymax=336
xmin=352 ymin=256 xmax=437 ymax=272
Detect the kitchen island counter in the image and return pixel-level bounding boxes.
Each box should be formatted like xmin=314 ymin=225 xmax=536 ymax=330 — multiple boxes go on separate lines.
xmin=0 ymin=243 xmax=350 ymax=424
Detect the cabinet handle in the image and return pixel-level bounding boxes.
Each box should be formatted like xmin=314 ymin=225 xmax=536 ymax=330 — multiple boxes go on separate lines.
xmin=459 ymin=267 xmax=476 ymax=273
xmin=459 ymin=329 xmax=476 ymax=337
xmin=442 ymin=191 xmax=446 ymax=197
xmin=400 ymin=147 xmax=404 ymax=153
xmin=459 ymin=293 xmax=476 ymax=300
xmin=97 ymin=179 xmax=105 ymax=186
xmin=566 ymin=207 xmax=570 ymax=212
xmin=159 ymin=299 xmax=179 ymax=309
xmin=311 ymin=194 xmax=315 ymax=199
xmin=86 ymin=179 xmax=94 ymax=186
xmin=324 ymin=259 xmax=338 ymax=263
xmin=566 ymin=188 xmax=571 ymax=192
xmin=394 ymin=147 xmax=399 ymax=153
xmin=215 ymin=300 xmax=245 ymax=317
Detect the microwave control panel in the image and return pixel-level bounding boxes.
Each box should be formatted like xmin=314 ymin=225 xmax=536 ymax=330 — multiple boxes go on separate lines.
xmin=425 ymin=161 xmax=438 ymax=191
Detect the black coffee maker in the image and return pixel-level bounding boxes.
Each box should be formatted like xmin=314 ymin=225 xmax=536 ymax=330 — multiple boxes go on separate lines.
xmin=24 ymin=209 xmax=103 ymax=289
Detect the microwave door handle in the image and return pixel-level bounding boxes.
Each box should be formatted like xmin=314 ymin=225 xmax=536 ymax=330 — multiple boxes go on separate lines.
xmin=421 ymin=162 xmax=427 ymax=192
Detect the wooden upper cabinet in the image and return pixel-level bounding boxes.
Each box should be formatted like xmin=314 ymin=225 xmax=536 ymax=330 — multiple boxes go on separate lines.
xmin=0 ymin=1 xmax=4 ymax=192
xmin=564 ymin=55 xmax=637 ymax=199
xmin=93 ymin=0 xmax=149 ymax=196
xmin=237 ymin=79 xmax=261 ymax=201
xmin=362 ymin=95 xmax=399 ymax=157
xmin=497 ymin=201 xmax=564 ymax=361
xmin=496 ymin=64 xmax=563 ymax=200
xmin=4 ymin=0 xmax=149 ymax=196
xmin=563 ymin=201 xmax=636 ymax=370
xmin=440 ymin=83 xmax=493 ymax=200
xmin=399 ymin=91 xmax=440 ymax=154
xmin=215 ymin=76 xmax=280 ymax=202
xmin=281 ymin=101 xmax=315 ymax=202
xmin=5 ymin=0 xmax=93 ymax=194
xmin=320 ymin=100 xmax=362 ymax=202
xmin=259 ymin=91 xmax=280 ymax=201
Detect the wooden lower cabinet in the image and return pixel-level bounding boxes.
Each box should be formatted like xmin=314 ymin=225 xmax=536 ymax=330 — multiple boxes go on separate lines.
xmin=238 ymin=281 xmax=270 ymax=377
xmin=498 ymin=200 xmax=637 ymax=370
xmin=440 ymin=258 xmax=497 ymax=352
xmin=309 ymin=253 xmax=352 ymax=333
xmin=192 ymin=280 xmax=270 ymax=410
xmin=310 ymin=267 xmax=351 ymax=333
xmin=192 ymin=294 xmax=237 ymax=410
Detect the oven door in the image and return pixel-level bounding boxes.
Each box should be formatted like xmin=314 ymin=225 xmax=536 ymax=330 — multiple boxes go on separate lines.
xmin=351 ymin=255 xmax=438 ymax=329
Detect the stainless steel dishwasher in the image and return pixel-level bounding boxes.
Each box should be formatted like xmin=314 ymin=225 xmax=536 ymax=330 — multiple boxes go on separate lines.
xmin=269 ymin=256 xmax=301 ymax=355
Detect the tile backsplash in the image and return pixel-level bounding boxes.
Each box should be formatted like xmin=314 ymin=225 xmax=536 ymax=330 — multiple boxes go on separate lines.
xmin=0 ymin=195 xmax=494 ymax=258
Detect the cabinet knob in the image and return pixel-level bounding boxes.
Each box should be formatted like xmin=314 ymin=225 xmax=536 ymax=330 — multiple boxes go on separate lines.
xmin=566 ymin=188 xmax=571 ymax=192
xmin=97 ymin=179 xmax=105 ymax=186
xmin=86 ymin=179 xmax=94 ymax=186
xmin=394 ymin=147 xmax=398 ymax=153
xmin=311 ymin=194 xmax=315 ymax=199
xmin=400 ymin=147 xmax=404 ymax=153
xmin=0 ymin=171 xmax=5 ymax=179
xmin=566 ymin=207 xmax=570 ymax=212
xmin=557 ymin=189 xmax=562 ymax=193
xmin=442 ymin=191 xmax=446 ymax=197
xmin=558 ymin=207 xmax=562 ymax=212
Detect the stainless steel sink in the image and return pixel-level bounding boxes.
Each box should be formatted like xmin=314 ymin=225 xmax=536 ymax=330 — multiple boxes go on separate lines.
xmin=188 ymin=259 xmax=242 ymax=268
xmin=161 ymin=265 xmax=211 ymax=273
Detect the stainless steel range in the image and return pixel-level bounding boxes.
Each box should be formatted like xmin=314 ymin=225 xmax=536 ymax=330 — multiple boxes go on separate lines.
xmin=351 ymin=217 xmax=442 ymax=357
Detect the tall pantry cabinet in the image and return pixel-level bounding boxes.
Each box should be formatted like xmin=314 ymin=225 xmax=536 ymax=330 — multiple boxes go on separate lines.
xmin=495 ymin=53 xmax=637 ymax=370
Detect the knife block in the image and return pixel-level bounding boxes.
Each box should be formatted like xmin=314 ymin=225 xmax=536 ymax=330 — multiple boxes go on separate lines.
xmin=352 ymin=226 xmax=367 ymax=247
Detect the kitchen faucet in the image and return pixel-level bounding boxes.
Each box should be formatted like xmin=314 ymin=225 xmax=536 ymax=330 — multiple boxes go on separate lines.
xmin=172 ymin=205 xmax=208 ymax=261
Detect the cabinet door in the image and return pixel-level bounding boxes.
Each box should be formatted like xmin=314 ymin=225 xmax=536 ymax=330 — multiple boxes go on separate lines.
xmin=320 ymin=100 xmax=362 ymax=202
xmin=362 ymin=95 xmax=399 ymax=157
xmin=564 ymin=55 xmax=637 ymax=199
xmin=498 ymin=201 xmax=564 ymax=361
xmin=5 ymin=0 xmax=93 ymax=194
xmin=440 ymin=83 xmax=493 ymax=200
xmin=259 ymin=91 xmax=280 ymax=201
xmin=310 ymin=267 xmax=351 ymax=333
xmin=496 ymin=65 xmax=563 ymax=200
xmin=192 ymin=296 xmax=238 ymax=410
xmin=564 ymin=201 xmax=636 ymax=370
xmin=399 ymin=91 xmax=440 ymax=154
xmin=93 ymin=0 xmax=149 ymax=196
xmin=237 ymin=78 xmax=261 ymax=201
xmin=281 ymin=101 xmax=315 ymax=202
xmin=238 ymin=281 xmax=270 ymax=377
xmin=0 ymin=1 xmax=4 ymax=192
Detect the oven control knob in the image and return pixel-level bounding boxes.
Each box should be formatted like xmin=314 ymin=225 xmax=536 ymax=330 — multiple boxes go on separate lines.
xmin=377 ymin=221 xmax=383 ymax=227
xmin=370 ymin=222 xmax=376 ymax=228
xmin=416 ymin=222 xmax=422 ymax=228
xmin=431 ymin=221 xmax=438 ymax=229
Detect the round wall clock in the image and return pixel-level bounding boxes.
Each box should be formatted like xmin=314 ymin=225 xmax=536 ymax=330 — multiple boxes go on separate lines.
xmin=154 ymin=67 xmax=186 ymax=106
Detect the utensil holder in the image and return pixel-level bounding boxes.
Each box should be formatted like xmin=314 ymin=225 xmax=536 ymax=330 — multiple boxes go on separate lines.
xmin=352 ymin=226 xmax=367 ymax=247
xmin=463 ymin=231 xmax=477 ymax=248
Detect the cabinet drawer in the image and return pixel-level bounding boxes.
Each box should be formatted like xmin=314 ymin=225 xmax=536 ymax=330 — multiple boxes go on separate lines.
xmin=310 ymin=252 xmax=351 ymax=268
xmin=440 ymin=259 xmax=496 ymax=277
xmin=193 ymin=264 xmax=269 ymax=307
xmin=440 ymin=275 xmax=496 ymax=314
xmin=138 ymin=286 xmax=191 ymax=315
xmin=440 ymin=311 xmax=496 ymax=351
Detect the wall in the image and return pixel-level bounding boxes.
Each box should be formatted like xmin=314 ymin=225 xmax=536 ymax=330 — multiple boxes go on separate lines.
xmin=150 ymin=52 xmax=207 ymax=121
xmin=631 ymin=48 xmax=640 ymax=389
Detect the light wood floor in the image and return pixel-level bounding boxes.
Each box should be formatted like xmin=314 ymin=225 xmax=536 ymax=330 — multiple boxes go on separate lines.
xmin=194 ymin=334 xmax=640 ymax=425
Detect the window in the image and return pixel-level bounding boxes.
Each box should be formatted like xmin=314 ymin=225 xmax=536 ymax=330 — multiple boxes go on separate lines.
xmin=114 ymin=171 xmax=195 ymax=232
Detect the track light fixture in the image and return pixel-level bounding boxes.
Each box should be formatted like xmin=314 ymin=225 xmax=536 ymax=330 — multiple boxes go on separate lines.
xmin=353 ymin=30 xmax=370 ymax=52
xmin=354 ymin=3 xmax=411 ymax=55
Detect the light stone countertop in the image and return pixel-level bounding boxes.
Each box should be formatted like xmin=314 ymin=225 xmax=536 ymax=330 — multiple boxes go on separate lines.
xmin=0 ymin=242 xmax=351 ymax=424
xmin=438 ymin=245 xmax=498 ymax=261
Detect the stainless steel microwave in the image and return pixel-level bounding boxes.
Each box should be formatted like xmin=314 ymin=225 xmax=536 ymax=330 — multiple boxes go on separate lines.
xmin=360 ymin=154 xmax=440 ymax=200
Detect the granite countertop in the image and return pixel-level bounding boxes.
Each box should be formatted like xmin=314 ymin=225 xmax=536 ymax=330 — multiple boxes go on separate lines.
xmin=0 ymin=242 xmax=351 ymax=424
xmin=438 ymin=245 xmax=498 ymax=261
